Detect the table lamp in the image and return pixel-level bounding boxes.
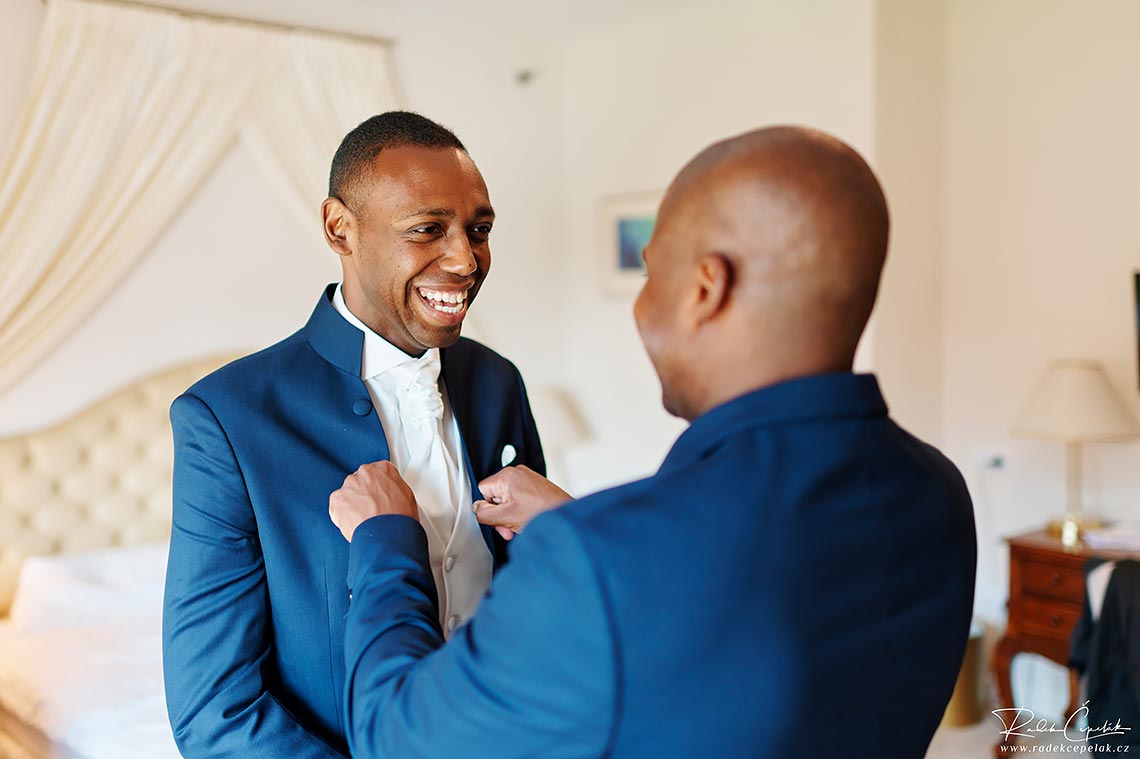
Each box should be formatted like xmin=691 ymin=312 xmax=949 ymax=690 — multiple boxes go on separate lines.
xmin=1012 ymin=359 xmax=1140 ymax=546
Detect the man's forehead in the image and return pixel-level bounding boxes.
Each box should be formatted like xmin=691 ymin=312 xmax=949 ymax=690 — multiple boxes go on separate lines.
xmin=369 ymin=144 xmax=480 ymax=182
xmin=362 ymin=146 xmax=491 ymax=214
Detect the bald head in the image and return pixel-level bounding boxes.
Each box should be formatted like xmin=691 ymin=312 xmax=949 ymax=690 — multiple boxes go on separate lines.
xmin=634 ymin=126 xmax=889 ymax=420
xmin=669 ymin=126 xmax=889 ymax=348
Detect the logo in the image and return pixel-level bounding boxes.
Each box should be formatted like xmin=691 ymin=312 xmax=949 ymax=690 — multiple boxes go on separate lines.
xmin=991 ymin=702 xmax=1132 ymax=754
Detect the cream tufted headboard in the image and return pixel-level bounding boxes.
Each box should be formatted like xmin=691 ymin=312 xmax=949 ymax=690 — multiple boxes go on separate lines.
xmin=0 ymin=355 xmax=238 ymax=616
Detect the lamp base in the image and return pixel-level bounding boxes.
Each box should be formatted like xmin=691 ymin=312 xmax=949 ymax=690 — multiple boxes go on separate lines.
xmin=1046 ymin=514 xmax=1108 ymax=548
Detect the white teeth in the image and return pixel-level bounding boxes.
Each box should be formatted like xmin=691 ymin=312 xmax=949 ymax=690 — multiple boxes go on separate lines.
xmin=417 ymin=287 xmax=467 ymax=314
xmin=418 ymin=287 xmax=467 ymax=305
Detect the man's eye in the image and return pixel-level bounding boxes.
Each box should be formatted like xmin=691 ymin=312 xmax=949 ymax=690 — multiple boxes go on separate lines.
xmin=411 ymin=225 xmax=439 ymax=235
xmin=471 ymin=224 xmax=493 ymax=238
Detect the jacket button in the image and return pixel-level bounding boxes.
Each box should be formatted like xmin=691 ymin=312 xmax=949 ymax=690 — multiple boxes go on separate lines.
xmin=447 ymin=615 xmax=461 ymax=632
xmin=444 ymin=555 xmax=456 ymax=572
xmin=352 ymin=399 xmax=372 ymax=416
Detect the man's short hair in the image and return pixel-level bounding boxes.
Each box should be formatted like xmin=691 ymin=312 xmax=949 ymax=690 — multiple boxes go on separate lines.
xmin=328 ymin=111 xmax=466 ymax=209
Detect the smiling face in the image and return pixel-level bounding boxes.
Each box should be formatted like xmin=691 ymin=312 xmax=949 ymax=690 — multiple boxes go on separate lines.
xmin=323 ymin=144 xmax=494 ymax=355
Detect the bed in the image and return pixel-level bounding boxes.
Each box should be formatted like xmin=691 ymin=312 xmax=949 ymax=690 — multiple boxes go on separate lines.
xmin=0 ymin=356 xmax=233 ymax=759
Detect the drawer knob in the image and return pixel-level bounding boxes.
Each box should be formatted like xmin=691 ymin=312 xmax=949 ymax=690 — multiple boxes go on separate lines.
xmin=1049 ymin=615 xmax=1062 ymax=627
xmin=1049 ymin=573 xmax=1064 ymax=586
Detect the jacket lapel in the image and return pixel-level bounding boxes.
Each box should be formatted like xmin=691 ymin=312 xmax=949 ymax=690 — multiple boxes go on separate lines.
xmin=441 ymin=345 xmax=497 ymax=557
xmin=303 ymin=284 xmax=391 ymax=465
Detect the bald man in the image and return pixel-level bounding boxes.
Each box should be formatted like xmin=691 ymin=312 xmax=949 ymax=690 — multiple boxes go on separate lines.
xmin=329 ymin=126 xmax=977 ymax=758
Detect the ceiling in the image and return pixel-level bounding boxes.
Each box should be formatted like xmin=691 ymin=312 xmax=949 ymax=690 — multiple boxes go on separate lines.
xmin=125 ymin=0 xmax=714 ymax=42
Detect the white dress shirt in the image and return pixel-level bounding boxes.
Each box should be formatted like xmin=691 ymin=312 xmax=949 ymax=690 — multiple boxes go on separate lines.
xmin=332 ymin=284 xmax=492 ymax=636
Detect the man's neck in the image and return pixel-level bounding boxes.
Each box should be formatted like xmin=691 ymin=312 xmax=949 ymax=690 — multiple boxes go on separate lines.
xmin=336 ymin=283 xmax=425 ymax=359
xmin=687 ymin=355 xmax=855 ymax=420
xmin=332 ymin=284 xmax=430 ymax=378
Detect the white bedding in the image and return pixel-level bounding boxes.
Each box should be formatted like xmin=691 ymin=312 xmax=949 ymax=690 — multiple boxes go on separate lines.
xmin=0 ymin=544 xmax=179 ymax=759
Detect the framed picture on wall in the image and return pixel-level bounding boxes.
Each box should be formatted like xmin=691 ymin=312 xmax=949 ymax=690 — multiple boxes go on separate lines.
xmin=600 ymin=192 xmax=661 ymax=295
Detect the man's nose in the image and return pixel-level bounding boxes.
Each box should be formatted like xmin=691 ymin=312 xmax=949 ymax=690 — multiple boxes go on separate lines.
xmin=439 ymin=235 xmax=478 ymax=276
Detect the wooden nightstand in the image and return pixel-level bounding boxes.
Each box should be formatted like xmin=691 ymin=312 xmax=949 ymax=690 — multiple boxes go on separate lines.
xmin=992 ymin=529 xmax=1139 ymax=756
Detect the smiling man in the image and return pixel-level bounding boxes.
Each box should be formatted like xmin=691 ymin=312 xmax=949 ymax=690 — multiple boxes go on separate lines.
xmin=162 ymin=112 xmax=544 ymax=758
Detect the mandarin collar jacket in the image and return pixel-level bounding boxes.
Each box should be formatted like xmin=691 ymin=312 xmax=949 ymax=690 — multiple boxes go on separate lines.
xmin=163 ymin=285 xmax=544 ymax=758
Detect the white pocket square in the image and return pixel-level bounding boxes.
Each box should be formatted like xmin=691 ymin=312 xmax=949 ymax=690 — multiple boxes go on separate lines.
xmin=500 ymin=444 xmax=517 ymax=468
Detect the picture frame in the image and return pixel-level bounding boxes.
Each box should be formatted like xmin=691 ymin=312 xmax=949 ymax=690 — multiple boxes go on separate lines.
xmin=599 ymin=191 xmax=661 ymax=295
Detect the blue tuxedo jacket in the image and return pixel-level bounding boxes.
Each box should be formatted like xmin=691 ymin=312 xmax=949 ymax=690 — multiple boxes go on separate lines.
xmin=343 ymin=373 xmax=977 ymax=758
xmin=162 ymin=286 xmax=544 ymax=758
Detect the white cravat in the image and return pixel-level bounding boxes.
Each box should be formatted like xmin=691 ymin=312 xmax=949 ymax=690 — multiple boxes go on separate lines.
xmin=332 ymin=285 xmax=492 ymax=637
xmin=392 ymin=351 xmax=457 ymax=545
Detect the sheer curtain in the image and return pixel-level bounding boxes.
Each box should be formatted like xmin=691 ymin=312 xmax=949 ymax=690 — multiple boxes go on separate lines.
xmin=240 ymin=33 xmax=400 ymax=223
xmin=0 ymin=0 xmax=397 ymax=395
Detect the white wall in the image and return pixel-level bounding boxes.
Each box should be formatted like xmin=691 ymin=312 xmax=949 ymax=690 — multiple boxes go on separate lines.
xmin=943 ymin=0 xmax=1140 ymax=717
xmin=871 ymin=0 xmax=946 ymax=446
xmin=386 ymin=27 xmax=567 ymax=395
xmin=559 ymin=0 xmax=878 ymax=492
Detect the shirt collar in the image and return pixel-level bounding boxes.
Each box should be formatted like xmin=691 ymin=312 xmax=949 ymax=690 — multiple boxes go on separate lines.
xmin=659 ymin=372 xmax=889 ymax=475
xmin=332 ymin=283 xmax=439 ymax=380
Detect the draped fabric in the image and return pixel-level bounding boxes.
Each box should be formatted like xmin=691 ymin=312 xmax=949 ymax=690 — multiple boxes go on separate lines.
xmin=0 ymin=0 xmax=398 ymax=395
xmin=239 ymin=32 xmax=400 ymax=224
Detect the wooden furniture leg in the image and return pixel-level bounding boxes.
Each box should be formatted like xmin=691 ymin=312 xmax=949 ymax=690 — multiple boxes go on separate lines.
xmin=1066 ymin=668 xmax=1080 ymax=721
xmin=992 ymin=635 xmax=1019 ymax=757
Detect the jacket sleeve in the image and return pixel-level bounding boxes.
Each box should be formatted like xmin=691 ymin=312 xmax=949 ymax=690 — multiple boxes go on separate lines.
xmin=163 ymin=393 xmax=345 ymax=759
xmin=343 ymin=510 xmax=616 ymax=759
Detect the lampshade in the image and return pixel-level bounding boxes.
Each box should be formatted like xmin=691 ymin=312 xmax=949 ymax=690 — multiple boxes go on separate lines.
xmin=1012 ymin=359 xmax=1140 ymax=442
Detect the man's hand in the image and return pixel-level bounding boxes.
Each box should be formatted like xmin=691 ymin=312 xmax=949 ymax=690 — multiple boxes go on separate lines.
xmin=474 ymin=465 xmax=572 ymax=541
xmin=329 ymin=461 xmax=418 ymax=542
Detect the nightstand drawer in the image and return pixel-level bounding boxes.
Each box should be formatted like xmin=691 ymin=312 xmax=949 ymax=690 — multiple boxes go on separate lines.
xmin=1021 ymin=560 xmax=1085 ymax=603
xmin=1021 ymin=596 xmax=1082 ymax=641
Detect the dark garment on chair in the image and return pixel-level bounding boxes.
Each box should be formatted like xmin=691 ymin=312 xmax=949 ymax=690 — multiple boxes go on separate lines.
xmin=1069 ymin=559 xmax=1140 ymax=749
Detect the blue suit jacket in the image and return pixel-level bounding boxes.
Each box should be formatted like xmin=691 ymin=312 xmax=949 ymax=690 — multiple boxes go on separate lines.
xmin=162 ymin=285 xmax=544 ymax=758
xmin=343 ymin=373 xmax=977 ymax=758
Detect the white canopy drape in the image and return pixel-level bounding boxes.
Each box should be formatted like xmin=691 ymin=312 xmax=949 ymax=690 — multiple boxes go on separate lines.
xmin=0 ymin=0 xmax=398 ymax=395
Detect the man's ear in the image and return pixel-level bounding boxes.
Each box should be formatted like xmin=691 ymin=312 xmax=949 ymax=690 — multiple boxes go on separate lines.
xmin=322 ymin=197 xmax=355 ymax=258
xmin=692 ymin=252 xmax=733 ymax=326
